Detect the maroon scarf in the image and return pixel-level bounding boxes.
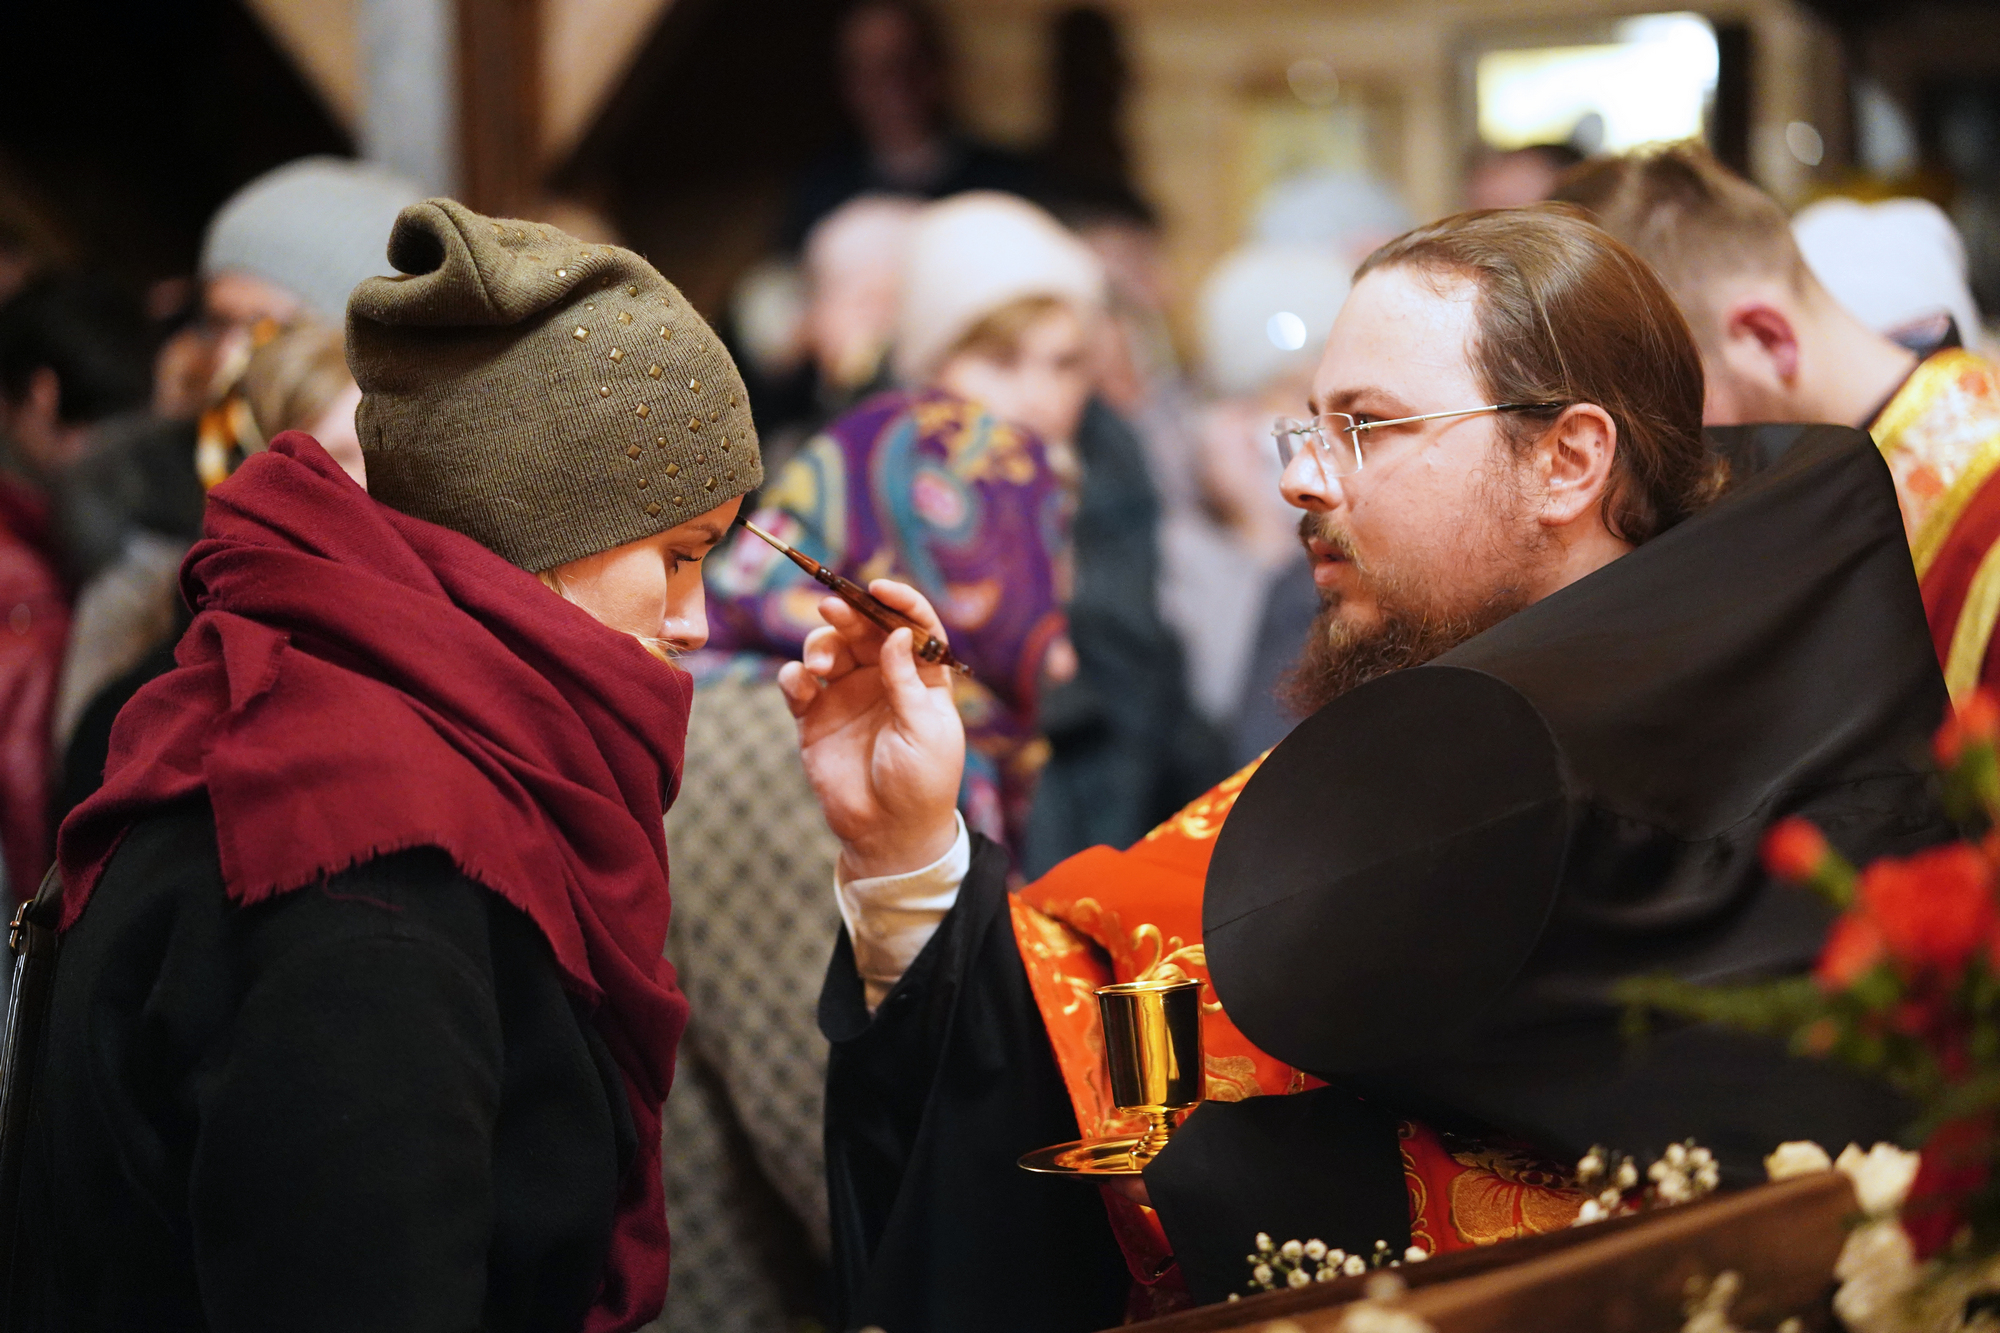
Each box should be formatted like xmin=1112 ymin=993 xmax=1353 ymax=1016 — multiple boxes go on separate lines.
xmin=58 ymin=432 xmax=692 ymax=1332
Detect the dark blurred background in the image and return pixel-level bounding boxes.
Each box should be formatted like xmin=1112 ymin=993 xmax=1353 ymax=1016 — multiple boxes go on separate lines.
xmin=2 ymin=0 xmax=1992 ymax=326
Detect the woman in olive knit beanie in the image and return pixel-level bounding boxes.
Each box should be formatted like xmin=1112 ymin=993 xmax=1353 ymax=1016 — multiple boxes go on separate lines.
xmin=16 ymin=200 xmax=874 ymax=1333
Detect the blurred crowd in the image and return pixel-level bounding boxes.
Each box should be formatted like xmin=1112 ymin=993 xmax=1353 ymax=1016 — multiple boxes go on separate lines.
xmin=1 ymin=1 xmax=1995 ymax=1328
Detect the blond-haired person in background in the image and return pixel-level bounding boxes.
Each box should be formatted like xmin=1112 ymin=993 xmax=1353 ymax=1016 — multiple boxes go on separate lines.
xmin=241 ymin=321 xmax=365 ymax=486
xmin=1557 ymin=143 xmax=2000 ymax=701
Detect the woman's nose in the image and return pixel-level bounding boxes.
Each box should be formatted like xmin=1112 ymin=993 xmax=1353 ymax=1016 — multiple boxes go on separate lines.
xmin=666 ymin=587 xmax=710 ymax=653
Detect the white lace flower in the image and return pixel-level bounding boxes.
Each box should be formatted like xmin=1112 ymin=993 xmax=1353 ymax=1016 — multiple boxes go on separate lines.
xmin=1830 ymin=1219 xmax=1918 ymax=1333
xmin=1404 ymin=1246 xmax=1430 ymax=1263
xmin=1835 ymin=1142 xmax=1921 ymax=1218
xmin=1305 ymin=1239 xmax=1328 ymax=1261
xmin=1289 ymin=1267 xmax=1312 ymax=1289
xmin=1763 ymin=1140 xmax=1832 ymax=1181
xmin=1343 ymin=1254 xmax=1368 ymax=1276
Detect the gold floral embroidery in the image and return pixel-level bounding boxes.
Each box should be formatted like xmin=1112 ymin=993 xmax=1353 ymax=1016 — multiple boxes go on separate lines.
xmin=1129 ymin=927 xmax=1221 ymax=1012
xmin=1445 ymin=1144 xmax=1587 ymax=1246
xmin=1398 ymin=1122 xmax=1438 ymax=1259
xmin=1876 ymin=349 xmax=2000 ymax=572
xmin=1144 ymin=753 xmax=1266 ymax=844
xmin=1204 ymin=1054 xmax=1260 ymax=1102
xmin=1012 ymin=903 xmax=1100 ymax=1016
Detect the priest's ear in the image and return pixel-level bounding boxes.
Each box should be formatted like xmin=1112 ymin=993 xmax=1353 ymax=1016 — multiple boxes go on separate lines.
xmin=1534 ymin=402 xmax=1618 ymax=529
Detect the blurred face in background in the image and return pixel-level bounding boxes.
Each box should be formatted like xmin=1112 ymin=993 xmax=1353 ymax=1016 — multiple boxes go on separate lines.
xmin=840 ymin=3 xmax=943 ymax=161
xmin=934 ymin=296 xmax=1092 ymax=451
xmin=804 ymin=198 xmax=920 ymax=391
xmin=1466 ymin=147 xmax=1578 ymax=212
xmin=306 ymin=381 xmax=365 ymax=483
xmin=153 ymin=270 xmax=305 ymax=421
xmin=241 ymin=321 xmax=366 ymax=485
xmin=1194 ymin=368 xmax=1318 ymax=566
xmin=0 ymin=366 xmax=94 ymax=473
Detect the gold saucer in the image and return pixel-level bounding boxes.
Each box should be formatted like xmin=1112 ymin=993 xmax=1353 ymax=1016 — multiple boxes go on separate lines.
xmin=1018 ymin=1135 xmax=1155 ymax=1178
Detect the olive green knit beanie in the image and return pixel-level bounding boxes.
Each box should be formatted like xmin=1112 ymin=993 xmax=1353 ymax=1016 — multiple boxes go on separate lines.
xmin=347 ymin=198 xmax=761 ymax=573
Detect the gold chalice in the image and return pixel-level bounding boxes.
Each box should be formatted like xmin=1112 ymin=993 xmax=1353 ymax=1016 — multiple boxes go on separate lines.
xmin=1018 ymin=976 xmax=1204 ymax=1178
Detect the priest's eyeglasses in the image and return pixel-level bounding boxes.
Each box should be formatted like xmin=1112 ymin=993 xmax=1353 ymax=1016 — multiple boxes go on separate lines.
xmin=1271 ymin=403 xmax=1566 ymax=477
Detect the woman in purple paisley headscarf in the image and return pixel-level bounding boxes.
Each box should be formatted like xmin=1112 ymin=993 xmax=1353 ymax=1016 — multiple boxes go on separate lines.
xmin=703 ymin=192 xmax=1104 ymax=847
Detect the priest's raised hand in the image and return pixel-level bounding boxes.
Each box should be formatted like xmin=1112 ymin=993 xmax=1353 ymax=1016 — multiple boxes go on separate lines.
xmin=776 ymin=580 xmax=965 ymax=881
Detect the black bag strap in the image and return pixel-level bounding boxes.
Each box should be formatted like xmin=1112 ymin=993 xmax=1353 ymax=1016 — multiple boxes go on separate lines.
xmin=0 ymin=865 xmax=63 ymax=1301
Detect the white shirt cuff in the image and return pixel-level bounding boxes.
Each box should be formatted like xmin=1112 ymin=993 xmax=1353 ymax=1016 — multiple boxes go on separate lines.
xmin=835 ymin=813 xmax=971 ymax=1012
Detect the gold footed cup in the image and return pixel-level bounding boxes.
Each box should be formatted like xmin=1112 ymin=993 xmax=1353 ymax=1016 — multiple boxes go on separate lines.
xmin=1018 ymin=976 xmax=1204 ymax=1178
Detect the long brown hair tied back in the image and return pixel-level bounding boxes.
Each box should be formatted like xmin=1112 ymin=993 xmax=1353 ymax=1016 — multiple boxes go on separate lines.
xmin=1356 ymin=203 xmax=1720 ymax=546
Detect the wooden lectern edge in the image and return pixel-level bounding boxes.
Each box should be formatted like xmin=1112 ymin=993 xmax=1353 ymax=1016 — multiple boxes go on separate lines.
xmin=1113 ymin=1172 xmax=1860 ymax=1333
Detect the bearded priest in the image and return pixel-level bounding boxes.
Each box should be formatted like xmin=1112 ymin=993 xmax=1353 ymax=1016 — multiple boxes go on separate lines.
xmin=781 ymin=206 xmax=1956 ymax=1329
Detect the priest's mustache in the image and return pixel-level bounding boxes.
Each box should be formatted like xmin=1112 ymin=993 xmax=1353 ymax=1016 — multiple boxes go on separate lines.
xmin=1297 ymin=512 xmax=1360 ymax=564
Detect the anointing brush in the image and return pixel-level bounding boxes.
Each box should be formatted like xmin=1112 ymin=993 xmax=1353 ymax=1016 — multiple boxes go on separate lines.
xmin=738 ymin=519 xmax=973 ymax=678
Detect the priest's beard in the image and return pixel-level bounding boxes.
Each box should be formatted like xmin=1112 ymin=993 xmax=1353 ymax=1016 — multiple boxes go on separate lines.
xmin=1281 ymin=487 xmax=1552 ymax=717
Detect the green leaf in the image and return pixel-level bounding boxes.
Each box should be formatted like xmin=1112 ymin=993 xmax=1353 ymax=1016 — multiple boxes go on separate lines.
xmin=1612 ymin=974 xmax=1826 ymax=1037
xmin=1906 ymin=1071 xmax=2000 ymax=1144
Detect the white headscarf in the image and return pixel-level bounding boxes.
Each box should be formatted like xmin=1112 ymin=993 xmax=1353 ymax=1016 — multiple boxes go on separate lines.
xmin=893 ymin=191 xmax=1105 ymax=385
xmin=1198 ymin=243 xmax=1352 ymax=398
xmin=1793 ymin=197 xmax=1988 ymax=353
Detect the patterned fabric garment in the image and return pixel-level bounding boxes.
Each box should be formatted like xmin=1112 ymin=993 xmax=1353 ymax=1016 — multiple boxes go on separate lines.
xmin=1872 ymin=348 xmax=2000 ymax=698
xmin=651 ymin=672 xmax=842 ymax=1333
xmin=705 ymin=388 xmax=1070 ymax=847
xmin=1010 ymin=755 xmax=1584 ymax=1313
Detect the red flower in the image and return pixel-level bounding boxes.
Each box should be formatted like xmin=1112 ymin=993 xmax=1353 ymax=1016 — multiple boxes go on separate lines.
xmin=1816 ymin=912 xmax=1886 ymax=990
xmin=1935 ymin=690 xmax=2000 ymax=768
xmin=1764 ymin=818 xmax=1832 ymax=884
xmin=1859 ymin=844 xmax=1997 ymax=978
xmin=1904 ymin=1113 xmax=1995 ymax=1260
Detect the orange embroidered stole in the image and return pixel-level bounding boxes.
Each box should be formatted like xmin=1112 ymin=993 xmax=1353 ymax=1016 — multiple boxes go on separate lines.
xmin=1874 ymin=349 xmax=2000 ymax=700
xmin=1008 ymin=758 xmax=1584 ymax=1294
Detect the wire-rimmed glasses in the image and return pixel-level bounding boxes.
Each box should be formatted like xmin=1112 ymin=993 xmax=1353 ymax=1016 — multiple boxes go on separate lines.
xmin=1271 ymin=403 xmax=1567 ymax=477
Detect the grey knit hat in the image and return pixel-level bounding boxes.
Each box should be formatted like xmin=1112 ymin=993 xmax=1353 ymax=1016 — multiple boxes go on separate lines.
xmin=202 ymin=157 xmax=425 ymax=323
xmin=348 ymin=199 xmax=762 ymax=573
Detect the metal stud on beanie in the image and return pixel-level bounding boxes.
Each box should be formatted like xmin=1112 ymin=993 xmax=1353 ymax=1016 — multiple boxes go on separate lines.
xmin=348 ymin=198 xmax=762 ymax=573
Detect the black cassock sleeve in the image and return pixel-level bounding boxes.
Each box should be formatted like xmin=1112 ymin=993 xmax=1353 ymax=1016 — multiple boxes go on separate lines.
xmin=820 ymin=833 xmax=1130 ymax=1333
